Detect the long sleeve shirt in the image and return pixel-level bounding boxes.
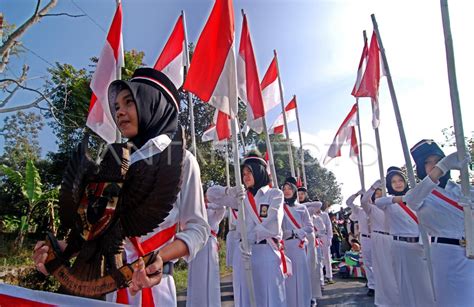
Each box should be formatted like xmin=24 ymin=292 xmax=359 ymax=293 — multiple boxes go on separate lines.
xmin=282 ymin=203 xmax=314 ymax=239
xmin=346 ymin=195 xmax=370 ymax=235
xmin=375 ymin=196 xmax=419 ymax=237
xmin=360 ymin=190 xmax=389 ymax=233
xmin=207 ymin=185 xmax=284 ymax=243
xmin=206 ymin=202 xmax=226 ymax=234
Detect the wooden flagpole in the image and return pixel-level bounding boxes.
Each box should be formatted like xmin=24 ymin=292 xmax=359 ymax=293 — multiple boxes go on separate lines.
xmin=182 ymin=10 xmax=198 ymax=157
xmin=371 ymin=14 xmax=436 ymax=299
xmin=294 ymin=95 xmax=308 ymax=188
xmin=274 ymin=50 xmax=296 ymax=178
xmin=440 ymin=0 xmax=474 ymax=258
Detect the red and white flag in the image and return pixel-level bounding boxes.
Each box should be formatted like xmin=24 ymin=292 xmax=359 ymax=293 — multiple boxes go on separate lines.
xmin=324 ymin=103 xmax=359 ymax=165
xmin=237 ymin=13 xmax=266 ymax=134
xmin=154 ymin=14 xmax=185 ymax=89
xmin=86 ymin=3 xmax=123 ymax=144
xmin=261 ymin=55 xmax=282 ymax=112
xmin=183 ymin=0 xmax=238 ymax=117
xmin=202 ymin=109 xmax=231 ymax=143
xmin=269 ymin=97 xmax=297 ymax=135
xmin=353 ymin=31 xmax=381 ymax=128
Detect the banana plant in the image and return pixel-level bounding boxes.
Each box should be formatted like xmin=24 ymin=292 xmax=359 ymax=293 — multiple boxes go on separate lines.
xmin=0 ymin=159 xmax=59 ymax=250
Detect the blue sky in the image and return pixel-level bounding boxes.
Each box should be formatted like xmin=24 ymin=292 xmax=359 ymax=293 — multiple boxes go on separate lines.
xmin=2 ymin=0 xmax=473 ymax=202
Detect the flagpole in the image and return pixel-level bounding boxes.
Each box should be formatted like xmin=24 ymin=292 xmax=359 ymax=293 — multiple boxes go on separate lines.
xmin=439 ymin=0 xmax=474 ymax=258
xmin=355 ymin=99 xmax=366 ymax=191
xmin=182 ymin=11 xmax=198 ymax=157
xmin=371 ymin=15 xmax=415 ymax=187
xmin=115 ymin=0 xmax=122 ymax=143
xmin=224 ymin=140 xmax=231 ymax=187
xmin=372 ymin=14 xmax=436 ymax=299
xmin=235 ymin=116 xmax=247 ymax=155
xmin=274 ymin=50 xmax=296 ymax=178
xmin=294 ymin=95 xmax=307 ymax=188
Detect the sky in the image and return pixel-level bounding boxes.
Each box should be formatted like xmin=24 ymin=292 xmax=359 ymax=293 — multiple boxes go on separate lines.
xmin=2 ymin=0 xmax=473 ymax=205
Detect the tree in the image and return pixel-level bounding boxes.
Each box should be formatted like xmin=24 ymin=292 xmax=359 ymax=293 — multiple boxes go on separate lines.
xmin=0 ymin=111 xmax=43 ymax=170
xmin=0 ymin=159 xmax=59 ymax=250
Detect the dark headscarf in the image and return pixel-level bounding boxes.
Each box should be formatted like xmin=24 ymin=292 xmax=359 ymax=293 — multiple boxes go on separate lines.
xmin=385 ymin=166 xmax=409 ymax=196
xmin=241 ymin=152 xmax=270 ymax=196
xmin=297 ymin=186 xmax=310 ymax=203
xmin=370 ymin=188 xmax=382 ymax=203
xmin=283 ymin=177 xmax=298 ymax=206
xmin=108 ymin=67 xmax=180 ymax=149
xmin=410 ymin=139 xmax=450 ymax=188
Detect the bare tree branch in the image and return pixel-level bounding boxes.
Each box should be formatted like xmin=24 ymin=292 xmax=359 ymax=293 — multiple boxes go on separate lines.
xmin=0 ymin=0 xmax=58 ymax=72
xmin=39 ymin=13 xmax=85 ymax=18
xmin=0 ymin=65 xmax=29 ymax=108
xmin=0 ymin=93 xmax=50 ymax=113
xmin=0 ymin=78 xmax=50 ymax=102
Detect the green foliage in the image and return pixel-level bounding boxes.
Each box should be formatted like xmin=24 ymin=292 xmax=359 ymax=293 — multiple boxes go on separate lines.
xmin=0 ymin=111 xmax=43 ymax=170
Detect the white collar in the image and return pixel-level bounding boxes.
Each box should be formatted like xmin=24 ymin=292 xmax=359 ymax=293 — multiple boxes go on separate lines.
xmin=130 ymin=134 xmax=172 ymax=165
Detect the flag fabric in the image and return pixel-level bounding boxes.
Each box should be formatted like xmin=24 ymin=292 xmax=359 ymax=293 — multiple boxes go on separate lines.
xmin=154 ymin=14 xmax=185 ymax=89
xmin=86 ymin=3 xmax=123 ymax=143
xmin=353 ymin=31 xmax=381 ymax=128
xmin=324 ymin=103 xmax=359 ymax=165
xmin=237 ymin=13 xmax=266 ymax=134
xmin=351 ymin=36 xmax=368 ymax=97
xmin=261 ymin=55 xmax=282 ymax=112
xmin=183 ymin=0 xmax=238 ymax=117
xmin=0 ymin=13 xmax=4 ymax=41
xmin=269 ymin=97 xmax=297 ymax=135
xmin=202 ymin=109 xmax=231 ymax=143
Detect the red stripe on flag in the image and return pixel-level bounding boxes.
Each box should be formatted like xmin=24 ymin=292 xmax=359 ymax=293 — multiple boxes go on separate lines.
xmin=106 ymin=3 xmax=122 ymax=61
xmin=261 ymin=56 xmax=278 ymax=89
xmin=154 ymin=15 xmax=184 ymax=71
xmin=354 ymin=31 xmax=380 ymax=99
xmin=216 ymin=110 xmax=231 ymax=140
xmin=273 ymin=125 xmax=284 ymax=135
xmin=239 ymin=14 xmax=265 ymax=118
xmin=183 ymin=0 xmax=234 ymax=102
xmin=285 ymin=97 xmax=297 ymax=111
xmin=0 ymin=294 xmax=54 ymax=307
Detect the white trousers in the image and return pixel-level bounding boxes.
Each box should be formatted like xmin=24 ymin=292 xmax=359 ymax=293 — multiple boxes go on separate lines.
xmin=307 ymin=234 xmax=322 ymax=299
xmin=186 ymin=236 xmax=221 ymax=307
xmin=320 ymin=234 xmax=332 ymax=280
xmin=360 ymin=236 xmax=375 ymax=290
xmin=284 ymin=239 xmax=312 ymax=307
xmin=392 ymin=240 xmax=435 ymax=307
xmin=431 ymin=242 xmax=474 ymax=307
xmin=234 ymin=243 xmax=287 ymax=307
xmin=225 ymin=230 xmax=238 ymax=267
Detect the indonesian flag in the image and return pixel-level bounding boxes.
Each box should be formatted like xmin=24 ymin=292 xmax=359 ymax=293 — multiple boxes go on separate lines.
xmin=202 ymin=109 xmax=231 ymax=143
xmin=324 ymin=103 xmax=359 ymax=165
xmin=237 ymin=13 xmax=266 ymax=134
xmin=269 ymin=97 xmax=297 ymax=135
xmin=154 ymin=14 xmax=185 ymax=89
xmin=353 ymin=31 xmax=381 ymax=128
xmin=183 ymin=0 xmax=238 ymax=118
xmin=86 ymin=3 xmax=123 ymax=143
xmin=261 ymin=55 xmax=282 ymax=112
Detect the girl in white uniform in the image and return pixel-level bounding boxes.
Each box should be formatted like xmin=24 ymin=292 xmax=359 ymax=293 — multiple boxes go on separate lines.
xmin=403 ymin=139 xmax=474 ymax=307
xmin=282 ymin=178 xmax=313 ymax=307
xmin=375 ymin=167 xmax=435 ymax=307
xmin=186 ymin=191 xmax=226 ymax=307
xmin=361 ymin=182 xmax=400 ymax=307
xmin=207 ymin=153 xmax=287 ymax=307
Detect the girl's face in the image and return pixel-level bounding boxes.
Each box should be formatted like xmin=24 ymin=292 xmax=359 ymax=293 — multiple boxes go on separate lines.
xmin=374 ymin=189 xmax=383 ymax=200
xmin=391 ymin=174 xmax=407 ymax=193
xmin=114 ymin=89 xmax=139 ymax=138
xmin=298 ymin=191 xmax=306 ymax=202
xmin=425 ymin=155 xmax=442 ymax=175
xmin=242 ymin=166 xmax=255 ymax=189
xmin=283 ymin=184 xmax=294 ymax=199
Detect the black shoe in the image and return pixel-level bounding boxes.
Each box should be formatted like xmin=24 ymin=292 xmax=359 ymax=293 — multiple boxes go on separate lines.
xmin=367 ymin=289 xmax=375 ymax=297
xmin=310 ymin=298 xmax=317 ymax=307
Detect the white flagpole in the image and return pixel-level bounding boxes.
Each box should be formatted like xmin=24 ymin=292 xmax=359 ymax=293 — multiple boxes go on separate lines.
xmin=294 ymin=95 xmax=307 ymax=188
xmin=440 ymin=0 xmax=474 ymax=258
xmin=114 ymin=0 xmax=123 ymax=143
xmin=371 ymin=14 xmax=436 ymax=299
xmin=274 ymin=50 xmax=296 ymax=178
xmin=355 ymin=99 xmax=366 ymax=191
xmin=224 ymin=140 xmax=231 ymax=187
xmin=182 ymin=11 xmax=198 ymax=157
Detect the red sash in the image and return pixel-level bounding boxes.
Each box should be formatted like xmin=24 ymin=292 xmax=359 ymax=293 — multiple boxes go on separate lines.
xmin=431 ymin=190 xmax=463 ymax=211
xmin=117 ymin=223 xmax=177 ymax=306
xmin=283 ymin=205 xmax=306 ymax=248
xmin=397 ymin=201 xmax=418 ymax=224
xmin=247 ymin=191 xmax=290 ymax=276
xmin=231 ymin=208 xmax=238 ymax=219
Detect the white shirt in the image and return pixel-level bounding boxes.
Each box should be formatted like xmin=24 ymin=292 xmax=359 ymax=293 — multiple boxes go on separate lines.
xmin=207 ymin=185 xmax=284 ymax=243
xmin=361 ymin=197 xmax=388 ymax=233
xmin=282 ymin=202 xmax=314 ymax=239
xmin=375 ymin=196 xmax=419 ymax=237
xmin=348 ymin=203 xmax=370 ymax=235
xmin=124 ymin=150 xmax=210 ymax=262
xmin=408 ymin=178 xmax=471 ymax=239
xmin=206 ymin=202 xmax=226 ymax=234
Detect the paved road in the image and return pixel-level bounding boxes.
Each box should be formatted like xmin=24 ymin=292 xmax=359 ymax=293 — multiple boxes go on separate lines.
xmin=178 ymin=274 xmax=375 ymax=306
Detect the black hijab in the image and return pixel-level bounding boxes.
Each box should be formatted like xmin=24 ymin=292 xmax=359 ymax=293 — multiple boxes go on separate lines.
xmin=108 ymin=68 xmax=180 ymax=149
xmin=283 ymin=177 xmax=298 ymax=206
xmin=241 ymin=153 xmax=270 ymax=196
xmin=385 ymin=166 xmax=409 ymax=196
